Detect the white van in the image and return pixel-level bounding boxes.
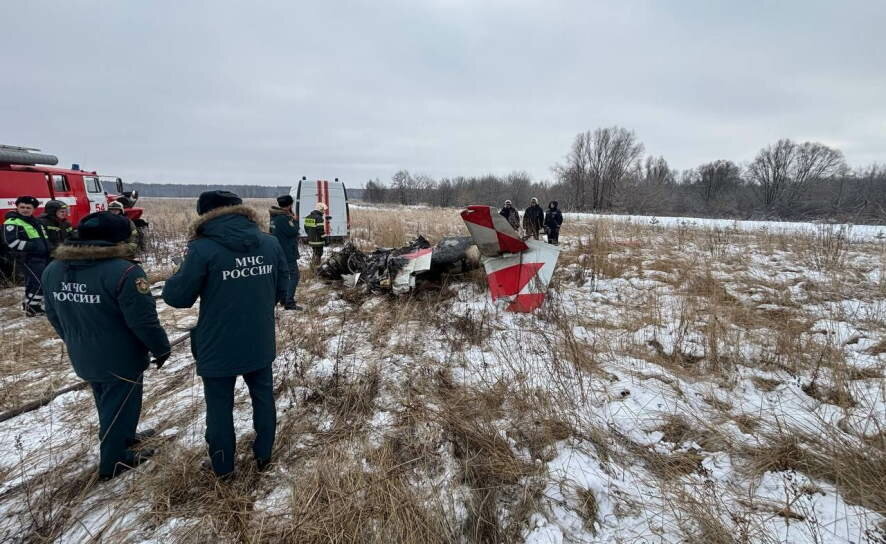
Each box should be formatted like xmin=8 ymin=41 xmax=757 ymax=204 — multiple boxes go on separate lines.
xmin=291 ymin=177 xmax=351 ymax=242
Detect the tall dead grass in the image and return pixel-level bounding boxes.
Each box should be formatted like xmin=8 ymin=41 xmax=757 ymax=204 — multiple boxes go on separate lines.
xmin=1 ymin=201 xmax=884 ymax=542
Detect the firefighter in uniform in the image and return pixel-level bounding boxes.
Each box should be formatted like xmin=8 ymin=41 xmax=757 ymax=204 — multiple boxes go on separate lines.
xmin=304 ymin=202 xmax=327 ymax=266
xmin=269 ymin=194 xmax=302 ymax=310
xmin=108 ymin=200 xmax=140 ymax=254
xmin=4 ymin=196 xmax=51 ymax=316
xmin=162 ymin=191 xmax=287 ymax=478
xmin=42 ymin=212 xmax=171 ymax=480
xmin=39 ymin=200 xmax=74 ymax=254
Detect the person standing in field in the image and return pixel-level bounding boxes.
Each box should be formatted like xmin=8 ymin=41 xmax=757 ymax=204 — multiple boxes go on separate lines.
xmin=42 ymin=211 xmax=171 ymax=480
xmin=39 ymin=200 xmax=74 ymax=254
xmin=304 ymin=202 xmax=328 ymax=266
xmin=162 ymin=191 xmax=287 ymax=478
xmin=544 ymin=201 xmax=563 ymax=245
xmin=269 ymin=194 xmax=302 ymax=310
xmin=108 ymin=200 xmax=140 ymax=253
xmin=4 ymin=196 xmax=51 ymax=316
xmin=522 ymin=198 xmax=544 ymax=240
xmin=499 ymin=200 xmax=521 ymax=232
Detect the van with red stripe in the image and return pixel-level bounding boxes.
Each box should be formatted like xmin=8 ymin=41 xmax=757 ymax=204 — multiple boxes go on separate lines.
xmin=292 ymin=177 xmax=350 ymax=242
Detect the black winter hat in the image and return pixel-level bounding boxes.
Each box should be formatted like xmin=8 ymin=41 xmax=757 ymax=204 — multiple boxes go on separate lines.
xmin=15 ymin=196 xmax=40 ymax=207
xmin=197 ymin=190 xmax=242 ymax=215
xmin=276 ymin=194 xmax=294 ymax=208
xmin=77 ymin=212 xmax=133 ymax=243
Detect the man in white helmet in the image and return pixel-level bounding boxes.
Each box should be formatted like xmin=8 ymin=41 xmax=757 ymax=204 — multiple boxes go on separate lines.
xmin=304 ymin=202 xmax=328 ymax=266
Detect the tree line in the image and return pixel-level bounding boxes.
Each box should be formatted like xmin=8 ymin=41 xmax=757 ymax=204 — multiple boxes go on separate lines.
xmin=362 ymin=127 xmax=886 ymax=223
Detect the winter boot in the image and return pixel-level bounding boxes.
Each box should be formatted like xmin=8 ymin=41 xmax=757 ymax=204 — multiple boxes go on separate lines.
xmin=99 ymin=448 xmax=156 ymax=481
xmin=201 ymin=459 xmax=235 ymax=481
xmin=126 ymin=428 xmax=157 ymax=447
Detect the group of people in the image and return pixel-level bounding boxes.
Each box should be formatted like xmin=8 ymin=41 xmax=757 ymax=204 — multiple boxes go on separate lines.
xmin=12 ymin=190 xmax=319 ymax=481
xmin=3 ymin=197 xmax=136 ymax=316
xmin=9 ymin=191 xmax=560 ymax=482
xmin=499 ymin=198 xmax=563 ymax=245
xmin=25 ymin=191 xmax=276 ymax=479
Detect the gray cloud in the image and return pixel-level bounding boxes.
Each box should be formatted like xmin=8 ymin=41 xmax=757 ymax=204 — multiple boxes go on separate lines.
xmin=2 ymin=0 xmax=883 ymax=185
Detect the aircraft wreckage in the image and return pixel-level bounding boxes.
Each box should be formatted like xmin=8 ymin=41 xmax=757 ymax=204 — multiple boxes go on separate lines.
xmin=318 ymin=205 xmax=560 ymax=312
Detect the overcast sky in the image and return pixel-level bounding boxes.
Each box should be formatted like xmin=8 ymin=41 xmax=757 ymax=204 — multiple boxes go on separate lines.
xmin=2 ymin=0 xmax=884 ymax=186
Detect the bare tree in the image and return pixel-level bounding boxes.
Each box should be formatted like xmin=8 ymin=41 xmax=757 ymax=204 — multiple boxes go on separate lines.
xmin=364 ymin=179 xmax=386 ymax=203
xmin=391 ymin=170 xmax=412 ymax=205
xmin=556 ymin=127 xmax=645 ymax=211
xmin=693 ymin=160 xmax=741 ymax=203
xmin=748 ymin=139 xmax=845 ymax=210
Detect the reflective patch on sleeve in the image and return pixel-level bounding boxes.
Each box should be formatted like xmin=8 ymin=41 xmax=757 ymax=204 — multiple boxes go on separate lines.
xmin=135 ymin=277 xmax=151 ymax=295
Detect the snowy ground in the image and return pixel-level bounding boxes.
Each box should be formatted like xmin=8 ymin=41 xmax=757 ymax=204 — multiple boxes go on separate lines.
xmin=0 ymin=206 xmax=883 ymax=543
xmin=563 ymin=212 xmax=886 ymax=243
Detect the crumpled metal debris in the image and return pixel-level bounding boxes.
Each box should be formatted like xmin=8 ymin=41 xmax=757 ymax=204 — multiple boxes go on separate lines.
xmin=317 ymin=235 xmax=480 ymax=293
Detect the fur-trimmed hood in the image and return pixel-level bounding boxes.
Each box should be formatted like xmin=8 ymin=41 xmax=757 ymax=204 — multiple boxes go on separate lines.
xmin=188 ymin=204 xmax=259 ymax=240
xmin=53 ymin=242 xmax=135 ymax=261
xmin=268 ymin=205 xmax=292 ymax=218
xmin=188 ymin=204 xmax=263 ymax=253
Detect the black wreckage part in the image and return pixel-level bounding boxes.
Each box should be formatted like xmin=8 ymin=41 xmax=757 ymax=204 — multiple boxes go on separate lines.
xmin=317 ymin=236 xmax=479 ymax=292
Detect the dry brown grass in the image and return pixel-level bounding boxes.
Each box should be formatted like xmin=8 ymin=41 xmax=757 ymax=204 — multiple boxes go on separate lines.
xmin=1 ymin=200 xmax=884 ymax=542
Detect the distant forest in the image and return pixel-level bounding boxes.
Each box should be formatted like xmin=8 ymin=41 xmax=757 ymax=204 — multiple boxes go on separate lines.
xmin=105 ymin=182 xmax=365 ymax=200
xmin=363 ymin=127 xmax=886 ymax=224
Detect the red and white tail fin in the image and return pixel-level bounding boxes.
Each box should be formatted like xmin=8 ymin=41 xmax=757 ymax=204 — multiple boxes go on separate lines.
xmin=460 ymin=205 xmax=528 ymax=256
xmin=460 ymin=206 xmax=560 ymax=312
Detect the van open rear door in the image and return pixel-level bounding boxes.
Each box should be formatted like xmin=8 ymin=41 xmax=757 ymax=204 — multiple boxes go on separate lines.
xmin=293 ymin=177 xmax=350 ymax=242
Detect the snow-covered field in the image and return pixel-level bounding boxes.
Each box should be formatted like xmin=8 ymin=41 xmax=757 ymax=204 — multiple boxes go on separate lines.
xmin=0 ymin=202 xmax=883 ymax=543
xmin=563 ymin=212 xmax=886 ymax=243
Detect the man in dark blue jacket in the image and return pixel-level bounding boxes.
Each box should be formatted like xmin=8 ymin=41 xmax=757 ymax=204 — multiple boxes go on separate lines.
xmin=162 ymin=191 xmax=287 ymax=478
xmin=4 ymin=196 xmax=51 ymax=316
xmin=42 ymin=212 xmax=171 ymax=480
xmin=269 ymin=195 xmax=301 ymax=310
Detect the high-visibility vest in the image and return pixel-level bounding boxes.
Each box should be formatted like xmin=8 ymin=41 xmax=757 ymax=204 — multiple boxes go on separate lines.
xmin=5 ymin=217 xmax=43 ymax=240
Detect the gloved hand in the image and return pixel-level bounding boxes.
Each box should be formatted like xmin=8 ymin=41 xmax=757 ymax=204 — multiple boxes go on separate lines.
xmin=153 ymin=352 xmax=171 ymax=369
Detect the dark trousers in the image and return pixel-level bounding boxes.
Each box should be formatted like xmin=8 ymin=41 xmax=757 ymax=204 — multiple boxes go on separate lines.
xmin=20 ymin=257 xmax=47 ymax=310
xmin=547 ymin=228 xmax=560 ymax=245
xmin=201 ymin=365 xmax=276 ymax=475
xmin=526 ymin=226 xmax=540 ymax=240
xmin=90 ymin=374 xmax=143 ymax=477
xmin=311 ymin=245 xmax=324 ymax=266
xmin=284 ymin=264 xmax=300 ymax=305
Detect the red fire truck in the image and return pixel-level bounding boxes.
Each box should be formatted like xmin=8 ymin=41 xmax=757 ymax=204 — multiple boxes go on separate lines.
xmin=1 ymin=145 xmax=147 ymax=279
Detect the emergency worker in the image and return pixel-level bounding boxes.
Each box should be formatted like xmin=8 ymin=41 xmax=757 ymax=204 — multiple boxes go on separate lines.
xmin=544 ymin=201 xmax=564 ymax=245
xmin=269 ymin=195 xmax=302 ymax=310
xmin=304 ymin=202 xmax=328 ymax=266
xmin=108 ymin=200 xmax=139 ymax=253
xmin=39 ymin=200 xmax=74 ymax=253
xmin=42 ymin=212 xmax=171 ymax=480
xmin=523 ymin=198 xmax=544 ymax=240
xmin=162 ymin=191 xmax=287 ymax=478
xmin=4 ymin=196 xmax=51 ymax=316
xmin=499 ymin=200 xmax=521 ymax=232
